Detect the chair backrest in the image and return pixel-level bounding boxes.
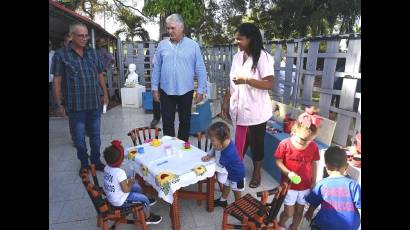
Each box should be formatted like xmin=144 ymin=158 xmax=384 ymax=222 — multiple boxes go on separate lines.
xmin=196 ymin=132 xmax=212 ymax=152
xmin=80 ymin=165 xmax=110 ymax=215
xmin=271 ymin=100 xmax=337 ymax=146
xmin=271 ymin=100 xmax=302 ymax=122
xmin=315 ymin=117 xmax=337 ymax=146
xmin=128 ymin=127 xmax=162 ymax=146
xmin=266 ymin=182 xmax=289 ymax=224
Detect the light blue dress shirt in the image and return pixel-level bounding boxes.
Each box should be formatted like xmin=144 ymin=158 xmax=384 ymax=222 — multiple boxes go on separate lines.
xmin=151 ymin=37 xmax=207 ymax=95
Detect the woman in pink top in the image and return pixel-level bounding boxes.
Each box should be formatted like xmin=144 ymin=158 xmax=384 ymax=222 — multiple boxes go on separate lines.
xmin=229 ymin=23 xmax=275 ymax=188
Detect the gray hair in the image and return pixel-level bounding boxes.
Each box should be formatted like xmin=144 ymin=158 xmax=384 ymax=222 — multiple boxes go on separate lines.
xmin=166 ymin=14 xmax=184 ymax=28
xmin=69 ymin=22 xmax=88 ymax=34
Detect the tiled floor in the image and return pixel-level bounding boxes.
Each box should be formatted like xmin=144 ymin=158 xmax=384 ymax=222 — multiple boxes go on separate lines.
xmin=49 ymin=106 xmax=307 ymax=230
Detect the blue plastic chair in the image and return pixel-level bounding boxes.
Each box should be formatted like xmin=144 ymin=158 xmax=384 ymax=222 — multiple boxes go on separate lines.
xmin=189 ymin=99 xmax=212 ymax=135
xmin=142 ymin=91 xmax=153 ymax=111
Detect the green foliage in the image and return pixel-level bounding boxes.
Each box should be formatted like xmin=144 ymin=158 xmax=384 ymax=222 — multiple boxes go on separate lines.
xmin=55 ymin=0 xmax=361 ymax=45
xmin=116 ymin=8 xmax=149 ymax=42
xmin=143 ymin=0 xmax=205 ymax=31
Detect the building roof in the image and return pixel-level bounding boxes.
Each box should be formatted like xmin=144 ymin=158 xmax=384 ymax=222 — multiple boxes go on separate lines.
xmin=49 ymin=0 xmax=116 ymax=41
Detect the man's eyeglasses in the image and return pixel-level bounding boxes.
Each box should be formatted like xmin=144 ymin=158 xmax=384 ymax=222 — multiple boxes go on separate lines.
xmin=73 ymin=32 xmax=90 ymax=39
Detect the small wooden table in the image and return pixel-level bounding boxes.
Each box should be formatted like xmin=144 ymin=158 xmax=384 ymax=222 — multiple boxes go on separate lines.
xmin=136 ymin=174 xmax=214 ymax=230
xmin=125 ymin=137 xmax=216 ymax=230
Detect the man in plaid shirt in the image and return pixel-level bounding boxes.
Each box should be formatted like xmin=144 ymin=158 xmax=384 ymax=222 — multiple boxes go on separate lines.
xmin=52 ymin=22 xmax=109 ymax=175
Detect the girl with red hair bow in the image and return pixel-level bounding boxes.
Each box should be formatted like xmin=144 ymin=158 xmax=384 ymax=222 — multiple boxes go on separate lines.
xmin=274 ymin=107 xmax=323 ymax=230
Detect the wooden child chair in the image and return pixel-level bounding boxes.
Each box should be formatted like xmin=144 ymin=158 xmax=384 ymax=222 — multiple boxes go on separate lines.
xmin=221 ymin=182 xmax=289 ymax=230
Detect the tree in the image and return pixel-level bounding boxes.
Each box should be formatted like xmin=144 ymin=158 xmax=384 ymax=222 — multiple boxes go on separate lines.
xmin=116 ymin=8 xmax=149 ymax=42
xmin=255 ymin=0 xmax=361 ymax=40
xmin=142 ymin=0 xmax=206 ymax=39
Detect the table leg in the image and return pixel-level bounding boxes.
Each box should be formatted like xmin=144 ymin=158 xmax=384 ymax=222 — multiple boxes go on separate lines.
xmin=207 ymin=175 xmax=215 ymax=212
xmin=170 ymin=191 xmax=180 ymax=230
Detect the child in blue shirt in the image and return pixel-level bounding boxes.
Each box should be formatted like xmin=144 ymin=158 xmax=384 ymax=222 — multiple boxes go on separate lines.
xmin=202 ymin=122 xmax=245 ymax=208
xmin=304 ymin=146 xmax=361 ymax=230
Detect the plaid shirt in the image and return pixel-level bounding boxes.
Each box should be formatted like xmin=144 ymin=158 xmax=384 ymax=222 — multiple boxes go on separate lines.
xmin=51 ymin=44 xmax=104 ymax=112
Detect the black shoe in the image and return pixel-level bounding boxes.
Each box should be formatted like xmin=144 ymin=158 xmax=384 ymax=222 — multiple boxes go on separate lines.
xmin=92 ymin=161 xmax=106 ymax=172
xmin=79 ymin=163 xmax=89 ymax=176
xmin=146 ymin=213 xmax=162 ymax=225
xmin=148 ymin=197 xmax=157 ymax=206
xmin=214 ymin=198 xmax=228 ymax=208
xmin=150 ymin=119 xmax=160 ymax=128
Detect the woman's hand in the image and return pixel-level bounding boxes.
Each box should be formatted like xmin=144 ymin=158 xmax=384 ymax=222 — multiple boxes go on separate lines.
xmin=221 ymin=89 xmax=231 ymax=121
xmin=232 ymin=77 xmax=248 ymax=85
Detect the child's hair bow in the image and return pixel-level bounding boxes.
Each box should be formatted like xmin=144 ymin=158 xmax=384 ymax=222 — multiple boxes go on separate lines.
xmin=297 ymin=107 xmax=323 ymax=128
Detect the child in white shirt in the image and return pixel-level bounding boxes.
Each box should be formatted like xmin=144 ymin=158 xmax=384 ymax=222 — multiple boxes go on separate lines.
xmin=103 ymin=140 xmax=162 ymax=225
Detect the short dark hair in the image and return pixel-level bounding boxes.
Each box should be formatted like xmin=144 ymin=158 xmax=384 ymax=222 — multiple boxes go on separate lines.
xmin=324 ymin=146 xmax=347 ymax=170
xmin=103 ymin=146 xmax=122 ymax=166
xmin=207 ymin=122 xmax=231 ymax=142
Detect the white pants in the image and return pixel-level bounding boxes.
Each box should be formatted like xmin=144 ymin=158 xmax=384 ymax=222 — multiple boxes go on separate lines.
xmin=284 ymin=189 xmax=310 ymax=206
xmin=216 ymin=172 xmax=245 ymax=191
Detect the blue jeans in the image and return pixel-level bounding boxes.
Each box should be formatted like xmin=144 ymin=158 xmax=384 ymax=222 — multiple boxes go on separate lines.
xmin=122 ymin=183 xmax=150 ymax=207
xmin=67 ymin=108 xmax=102 ymax=165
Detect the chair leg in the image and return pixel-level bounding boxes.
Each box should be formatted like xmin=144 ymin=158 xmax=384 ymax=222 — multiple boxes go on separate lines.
xmin=197 ymin=181 xmax=203 ymax=206
xmin=97 ymin=214 xmax=102 ymax=228
xmin=221 ymin=210 xmax=228 ymax=230
xmin=138 ymin=209 xmax=148 ymax=230
xmin=102 ymin=220 xmax=108 ymax=230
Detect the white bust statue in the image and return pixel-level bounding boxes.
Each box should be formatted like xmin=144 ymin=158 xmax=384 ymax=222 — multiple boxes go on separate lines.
xmin=125 ymin=63 xmax=138 ymax=87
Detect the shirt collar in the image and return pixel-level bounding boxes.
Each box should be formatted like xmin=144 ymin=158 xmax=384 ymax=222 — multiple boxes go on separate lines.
xmin=68 ymin=43 xmax=90 ymax=56
xmin=169 ymin=36 xmax=184 ymax=47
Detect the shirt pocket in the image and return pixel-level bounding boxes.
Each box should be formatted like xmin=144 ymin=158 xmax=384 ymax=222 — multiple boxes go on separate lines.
xmin=63 ymin=60 xmax=80 ymax=78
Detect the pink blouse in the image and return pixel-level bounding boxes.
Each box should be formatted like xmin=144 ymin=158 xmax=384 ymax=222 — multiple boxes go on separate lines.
xmin=229 ymin=50 xmax=274 ymax=126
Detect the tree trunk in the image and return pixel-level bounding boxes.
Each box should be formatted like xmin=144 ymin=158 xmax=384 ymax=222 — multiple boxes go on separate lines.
xmin=159 ymin=14 xmax=167 ymax=40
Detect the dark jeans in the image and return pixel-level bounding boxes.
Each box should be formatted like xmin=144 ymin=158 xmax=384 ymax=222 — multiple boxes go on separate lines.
xmin=159 ymin=88 xmax=193 ymax=142
xmin=153 ymin=100 xmax=161 ymax=120
xmin=67 ymin=108 xmax=102 ymax=165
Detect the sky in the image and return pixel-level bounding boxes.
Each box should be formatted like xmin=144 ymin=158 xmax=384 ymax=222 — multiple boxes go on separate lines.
xmin=93 ymin=0 xmax=160 ymax=41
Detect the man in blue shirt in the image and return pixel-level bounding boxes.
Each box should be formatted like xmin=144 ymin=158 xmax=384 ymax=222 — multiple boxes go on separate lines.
xmin=150 ymin=32 xmax=169 ymax=128
xmin=52 ymin=22 xmax=109 ymax=175
xmin=304 ymin=146 xmax=361 ymax=230
xmin=151 ymin=13 xmax=207 ymax=141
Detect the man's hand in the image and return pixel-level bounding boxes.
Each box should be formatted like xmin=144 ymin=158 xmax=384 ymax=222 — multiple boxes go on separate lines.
xmin=101 ymin=94 xmax=109 ymax=106
xmin=153 ymin=90 xmax=160 ymax=102
xmin=232 ymin=77 xmax=248 ymax=85
xmin=195 ymin=93 xmax=204 ymax=104
xmin=55 ymin=105 xmax=66 ymax=117
xmin=201 ymin=155 xmax=212 ymax=162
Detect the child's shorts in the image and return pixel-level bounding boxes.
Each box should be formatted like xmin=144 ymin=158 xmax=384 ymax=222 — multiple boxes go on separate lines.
xmin=217 ymin=172 xmax=245 ymax=191
xmin=284 ymin=189 xmax=310 ymax=206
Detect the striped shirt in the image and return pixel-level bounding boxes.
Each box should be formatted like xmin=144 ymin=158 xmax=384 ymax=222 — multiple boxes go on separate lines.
xmin=51 ymin=44 xmax=104 ymax=112
xmin=151 ymin=37 xmax=207 ymax=95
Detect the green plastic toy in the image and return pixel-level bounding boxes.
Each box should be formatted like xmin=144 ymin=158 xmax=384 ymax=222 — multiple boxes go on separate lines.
xmin=290 ymin=175 xmax=301 ymax=184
